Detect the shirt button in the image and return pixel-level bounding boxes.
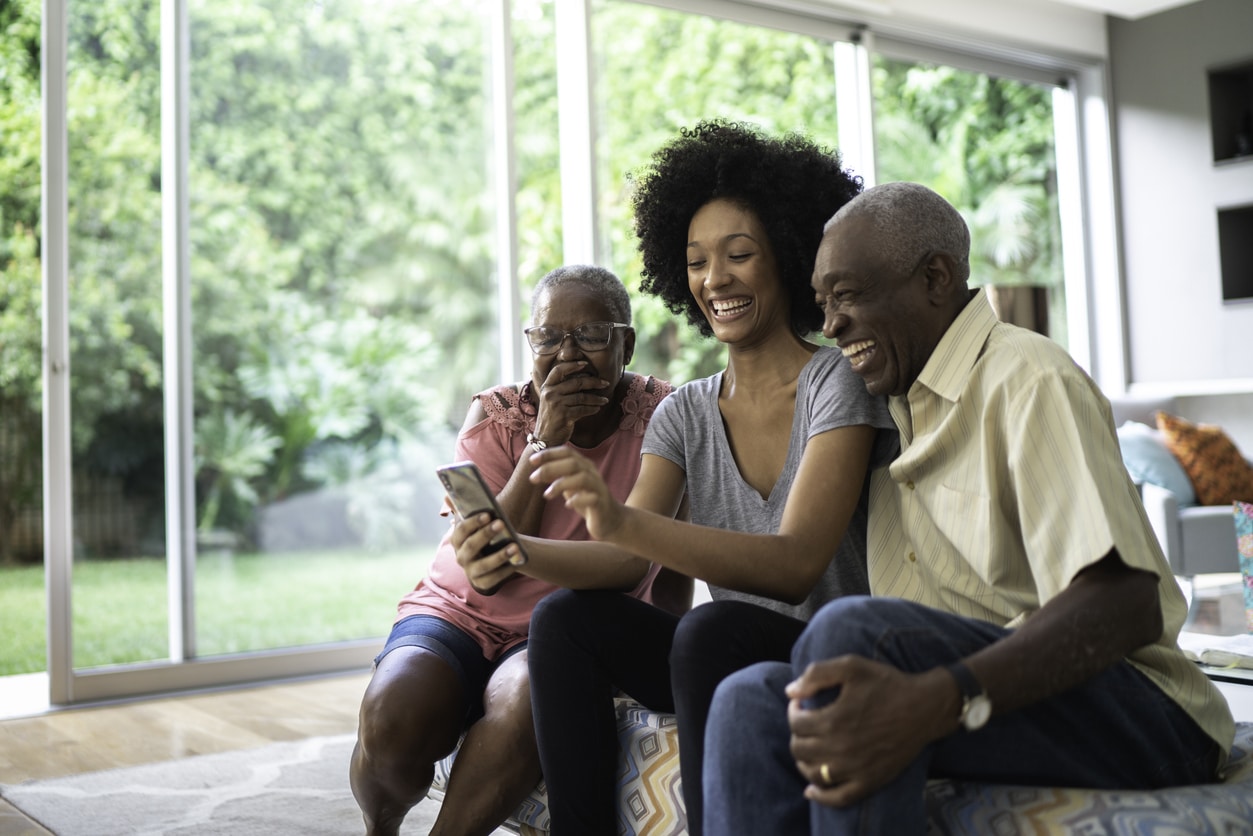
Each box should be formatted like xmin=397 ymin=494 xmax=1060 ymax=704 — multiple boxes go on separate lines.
xmin=908 ymin=551 xmax=917 ymax=563
xmin=906 ymin=480 xmax=915 ymax=490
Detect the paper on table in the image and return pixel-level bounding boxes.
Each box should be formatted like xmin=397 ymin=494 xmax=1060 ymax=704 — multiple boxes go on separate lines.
xmin=1177 ymin=630 xmax=1253 ymax=670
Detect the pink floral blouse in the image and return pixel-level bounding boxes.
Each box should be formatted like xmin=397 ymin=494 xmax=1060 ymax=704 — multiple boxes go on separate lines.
xmin=396 ymin=374 xmax=673 ymax=661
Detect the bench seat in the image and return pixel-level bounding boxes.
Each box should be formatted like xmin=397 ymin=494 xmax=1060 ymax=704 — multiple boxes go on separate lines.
xmin=430 ymin=700 xmax=1253 ymax=835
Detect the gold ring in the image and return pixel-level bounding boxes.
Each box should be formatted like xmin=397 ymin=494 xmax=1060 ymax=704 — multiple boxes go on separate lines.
xmin=820 ymin=763 xmax=832 ymax=786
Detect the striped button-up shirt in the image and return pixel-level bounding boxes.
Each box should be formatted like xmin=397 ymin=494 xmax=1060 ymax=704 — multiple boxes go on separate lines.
xmin=869 ymin=292 xmax=1234 ymax=755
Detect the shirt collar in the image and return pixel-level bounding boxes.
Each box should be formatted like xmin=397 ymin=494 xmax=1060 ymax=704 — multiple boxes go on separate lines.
xmin=909 ymin=289 xmax=997 ymax=404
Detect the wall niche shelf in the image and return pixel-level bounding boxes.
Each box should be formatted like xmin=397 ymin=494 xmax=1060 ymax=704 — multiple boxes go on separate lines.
xmin=1218 ymin=204 xmax=1253 ymax=302
xmin=1208 ymin=60 xmax=1253 ymax=164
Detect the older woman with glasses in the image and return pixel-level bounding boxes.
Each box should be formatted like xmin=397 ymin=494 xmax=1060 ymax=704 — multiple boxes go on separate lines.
xmin=349 ymin=264 xmax=674 ymax=836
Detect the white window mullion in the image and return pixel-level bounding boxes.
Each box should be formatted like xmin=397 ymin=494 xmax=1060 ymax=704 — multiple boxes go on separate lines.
xmin=1073 ymin=64 xmax=1126 ymax=394
xmin=42 ymin=0 xmax=73 ymax=705
xmin=492 ymin=0 xmax=524 ymax=382
xmin=835 ymin=31 xmax=876 ymax=188
xmin=555 ymin=0 xmax=598 ymax=266
xmin=1052 ymin=81 xmax=1093 ymax=376
xmin=162 ymin=0 xmax=196 ymax=661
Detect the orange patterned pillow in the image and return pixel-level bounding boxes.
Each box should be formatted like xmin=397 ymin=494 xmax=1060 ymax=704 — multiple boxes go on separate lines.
xmin=1155 ymin=411 xmax=1253 ymax=506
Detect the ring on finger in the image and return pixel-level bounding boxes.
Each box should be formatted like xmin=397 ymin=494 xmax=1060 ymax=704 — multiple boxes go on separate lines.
xmin=820 ymin=763 xmax=833 ymax=786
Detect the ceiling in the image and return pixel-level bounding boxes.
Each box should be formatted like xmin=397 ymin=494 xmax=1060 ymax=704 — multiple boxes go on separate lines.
xmin=1045 ymin=0 xmax=1200 ymax=18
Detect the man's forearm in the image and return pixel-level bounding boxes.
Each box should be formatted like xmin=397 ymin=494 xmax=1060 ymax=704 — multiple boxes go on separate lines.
xmin=959 ymin=551 xmax=1162 ymax=716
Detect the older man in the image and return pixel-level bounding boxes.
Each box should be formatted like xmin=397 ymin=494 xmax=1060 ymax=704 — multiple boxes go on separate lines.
xmin=702 ymin=182 xmax=1234 ymax=834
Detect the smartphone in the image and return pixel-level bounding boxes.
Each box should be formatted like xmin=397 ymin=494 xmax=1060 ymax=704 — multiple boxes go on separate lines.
xmin=436 ymin=461 xmax=528 ymax=566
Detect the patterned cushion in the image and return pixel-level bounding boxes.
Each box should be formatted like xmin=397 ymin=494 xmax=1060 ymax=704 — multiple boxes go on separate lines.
xmin=429 ymin=696 xmax=685 ymax=836
xmin=1157 ymin=411 xmax=1253 ymax=506
xmin=431 ymin=703 xmax=1253 ymax=836
xmin=925 ymin=722 xmax=1253 ymax=834
xmin=1237 ymin=501 xmax=1253 ymax=633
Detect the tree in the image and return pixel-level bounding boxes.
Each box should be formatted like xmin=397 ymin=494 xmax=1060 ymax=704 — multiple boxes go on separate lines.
xmin=592 ymin=2 xmax=844 ymax=382
xmin=0 ymin=0 xmax=1066 ymax=561
xmin=872 ymin=59 xmax=1062 ymax=293
xmin=1 ymin=0 xmax=48 ymax=563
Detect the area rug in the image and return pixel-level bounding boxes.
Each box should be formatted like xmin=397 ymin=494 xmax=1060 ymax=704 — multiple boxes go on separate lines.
xmin=0 ymin=733 xmax=387 ymax=835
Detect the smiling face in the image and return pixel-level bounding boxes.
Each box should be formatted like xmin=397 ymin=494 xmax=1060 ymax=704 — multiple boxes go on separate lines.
xmin=529 ymin=283 xmax=634 ymax=395
xmin=685 ymin=198 xmax=789 ymax=347
xmin=811 ymin=216 xmax=947 ymax=397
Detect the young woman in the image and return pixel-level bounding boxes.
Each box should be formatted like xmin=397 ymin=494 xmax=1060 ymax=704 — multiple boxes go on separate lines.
xmin=349 ymin=264 xmax=673 ymax=836
xmin=454 ymin=121 xmax=897 ymax=836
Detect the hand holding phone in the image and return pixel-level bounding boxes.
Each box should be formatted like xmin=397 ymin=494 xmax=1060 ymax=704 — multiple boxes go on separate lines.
xmin=437 ymin=461 xmax=528 ymax=566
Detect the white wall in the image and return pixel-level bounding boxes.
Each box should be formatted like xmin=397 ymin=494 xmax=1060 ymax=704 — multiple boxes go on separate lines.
xmin=1216 ymin=679 xmax=1253 ymax=722
xmin=1109 ymin=0 xmax=1253 ymax=450
xmin=802 ymin=0 xmax=1108 ymax=57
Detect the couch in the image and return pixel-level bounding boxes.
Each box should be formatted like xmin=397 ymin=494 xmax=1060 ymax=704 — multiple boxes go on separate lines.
xmin=425 ymin=393 xmax=1253 ymax=833
xmin=429 ymin=698 xmax=1253 ymax=834
xmin=1109 ymin=394 xmax=1247 ymax=577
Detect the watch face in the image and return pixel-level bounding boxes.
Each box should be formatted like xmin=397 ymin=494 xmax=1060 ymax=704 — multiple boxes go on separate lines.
xmin=965 ymin=694 xmax=992 ymax=731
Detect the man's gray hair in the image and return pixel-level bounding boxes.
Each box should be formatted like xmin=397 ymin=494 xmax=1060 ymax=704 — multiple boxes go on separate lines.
xmin=824 ymin=182 xmax=971 ymax=281
xmin=532 ymin=264 xmax=632 ymax=325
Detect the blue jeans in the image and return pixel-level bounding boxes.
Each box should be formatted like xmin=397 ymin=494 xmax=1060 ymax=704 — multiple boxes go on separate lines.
xmin=704 ymin=596 xmax=1220 ymax=835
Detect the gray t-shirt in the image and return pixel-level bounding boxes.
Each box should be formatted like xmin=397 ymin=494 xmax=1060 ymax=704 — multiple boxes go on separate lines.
xmin=641 ymin=345 xmax=897 ymax=621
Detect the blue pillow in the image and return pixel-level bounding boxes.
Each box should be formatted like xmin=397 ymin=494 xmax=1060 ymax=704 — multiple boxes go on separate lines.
xmin=1116 ymin=420 xmax=1197 ymax=507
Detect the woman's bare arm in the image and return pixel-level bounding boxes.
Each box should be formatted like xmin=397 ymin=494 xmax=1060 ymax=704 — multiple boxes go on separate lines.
xmin=532 ymin=425 xmax=876 ymax=603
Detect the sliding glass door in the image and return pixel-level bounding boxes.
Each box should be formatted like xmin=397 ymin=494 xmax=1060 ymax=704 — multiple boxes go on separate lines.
xmin=590 ymin=0 xmax=858 ymax=382
xmin=183 ymin=0 xmax=494 ymax=657
xmin=30 ymin=0 xmax=513 ymax=705
xmin=871 ymin=50 xmax=1069 ymax=347
xmin=7 ymin=0 xmax=1099 ymax=706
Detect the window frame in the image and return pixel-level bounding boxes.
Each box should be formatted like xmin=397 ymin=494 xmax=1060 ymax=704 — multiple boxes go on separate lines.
xmin=35 ymin=0 xmax=1123 ymax=707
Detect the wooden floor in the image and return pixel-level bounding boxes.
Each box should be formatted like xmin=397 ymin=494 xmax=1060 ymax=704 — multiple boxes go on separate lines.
xmin=0 ymin=670 xmax=372 ymax=835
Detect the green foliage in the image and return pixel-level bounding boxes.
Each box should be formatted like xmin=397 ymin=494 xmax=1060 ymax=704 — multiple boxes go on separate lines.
xmin=592 ymin=1 xmax=844 ymax=383
xmin=0 ymin=231 xmax=43 ymax=564
xmin=0 ymin=0 xmax=44 ymax=564
xmin=0 ymin=0 xmax=508 ymax=551
xmin=194 ymin=409 xmax=282 ymax=532
xmin=873 ymin=58 xmax=1062 ymax=291
xmin=0 ymin=0 xmax=1066 ymax=563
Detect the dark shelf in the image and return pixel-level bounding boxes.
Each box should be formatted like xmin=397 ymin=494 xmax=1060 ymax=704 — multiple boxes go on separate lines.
xmin=1208 ymin=60 xmax=1253 ymax=164
xmin=1218 ymin=204 xmax=1253 ymax=302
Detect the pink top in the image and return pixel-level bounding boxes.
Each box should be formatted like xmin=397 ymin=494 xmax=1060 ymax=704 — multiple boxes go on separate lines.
xmin=397 ymin=374 xmax=673 ymax=661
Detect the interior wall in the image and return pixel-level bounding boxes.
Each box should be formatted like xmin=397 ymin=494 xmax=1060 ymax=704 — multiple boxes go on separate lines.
xmin=1108 ymin=0 xmax=1253 ymax=437
xmin=803 ymin=0 xmax=1108 ymax=58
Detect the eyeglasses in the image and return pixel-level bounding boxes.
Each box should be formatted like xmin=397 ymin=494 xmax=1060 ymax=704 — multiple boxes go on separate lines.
xmin=524 ymin=321 xmax=628 ymax=355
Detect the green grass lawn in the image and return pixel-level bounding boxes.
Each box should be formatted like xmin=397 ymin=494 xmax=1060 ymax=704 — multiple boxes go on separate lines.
xmin=0 ymin=548 xmax=431 ymax=676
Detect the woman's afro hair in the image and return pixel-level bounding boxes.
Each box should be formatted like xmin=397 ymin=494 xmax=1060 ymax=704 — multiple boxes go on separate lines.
xmin=630 ymin=120 xmax=862 ymax=338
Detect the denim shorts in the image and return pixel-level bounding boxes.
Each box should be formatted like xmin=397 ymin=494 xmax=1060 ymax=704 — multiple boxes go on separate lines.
xmin=375 ymin=614 xmax=526 ymax=723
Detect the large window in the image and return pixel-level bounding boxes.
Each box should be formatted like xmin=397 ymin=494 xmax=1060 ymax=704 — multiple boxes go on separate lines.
xmin=591 ymin=0 xmax=849 ymax=382
xmin=872 ymin=54 xmax=1067 ymax=347
xmin=184 ymin=0 xmax=497 ymax=656
xmin=3 ymin=0 xmax=1105 ymax=705
xmin=0 ymin=0 xmax=43 ymax=677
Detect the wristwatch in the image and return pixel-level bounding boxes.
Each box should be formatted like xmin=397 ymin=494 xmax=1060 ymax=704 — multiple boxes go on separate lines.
xmin=526 ymin=432 xmax=548 ymax=454
xmin=945 ymin=661 xmax=991 ymax=732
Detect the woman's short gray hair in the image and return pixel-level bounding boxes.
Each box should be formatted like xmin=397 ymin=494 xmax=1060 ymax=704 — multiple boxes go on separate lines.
xmin=531 ymin=264 xmax=632 ymax=325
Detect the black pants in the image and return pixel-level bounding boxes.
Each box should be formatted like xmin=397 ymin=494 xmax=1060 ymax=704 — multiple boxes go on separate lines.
xmin=527 ymin=590 xmax=807 ymax=836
